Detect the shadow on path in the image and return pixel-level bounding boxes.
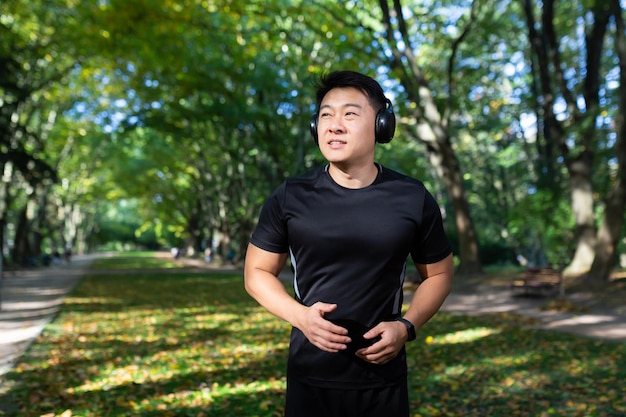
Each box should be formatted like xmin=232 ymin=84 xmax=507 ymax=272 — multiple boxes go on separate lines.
xmin=0 ymin=254 xmax=101 ymax=379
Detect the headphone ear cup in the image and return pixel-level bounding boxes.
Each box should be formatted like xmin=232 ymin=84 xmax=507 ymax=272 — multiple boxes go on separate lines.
xmin=310 ymin=113 xmax=319 ymax=145
xmin=375 ymin=99 xmax=396 ymax=143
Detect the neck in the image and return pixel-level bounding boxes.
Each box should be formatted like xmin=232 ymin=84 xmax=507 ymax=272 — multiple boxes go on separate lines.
xmin=327 ymin=163 xmax=379 ymax=189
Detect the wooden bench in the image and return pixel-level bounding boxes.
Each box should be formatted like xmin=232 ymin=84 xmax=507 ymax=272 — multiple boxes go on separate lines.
xmin=511 ymin=267 xmax=564 ymax=297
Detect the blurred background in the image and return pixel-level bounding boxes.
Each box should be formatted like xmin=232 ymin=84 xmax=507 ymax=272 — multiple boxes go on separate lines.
xmin=1 ymin=0 xmax=625 ymax=284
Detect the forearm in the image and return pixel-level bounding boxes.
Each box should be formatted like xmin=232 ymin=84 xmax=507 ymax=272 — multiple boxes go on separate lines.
xmin=244 ymin=266 xmax=306 ymax=327
xmin=403 ymin=275 xmax=451 ymax=330
xmin=403 ymin=254 xmax=454 ymax=330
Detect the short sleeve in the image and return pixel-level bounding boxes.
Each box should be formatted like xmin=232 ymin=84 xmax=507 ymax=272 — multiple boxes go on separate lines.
xmin=249 ymin=183 xmax=289 ymax=254
xmin=410 ymin=190 xmax=452 ymax=264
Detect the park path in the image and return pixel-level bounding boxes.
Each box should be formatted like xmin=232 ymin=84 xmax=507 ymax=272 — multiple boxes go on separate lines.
xmin=438 ymin=282 xmax=626 ymax=342
xmin=0 ymin=254 xmax=99 ymax=378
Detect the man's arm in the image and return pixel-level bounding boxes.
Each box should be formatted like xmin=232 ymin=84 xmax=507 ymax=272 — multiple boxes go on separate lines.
xmin=243 ymin=243 xmax=351 ymax=352
xmin=402 ymin=253 xmax=454 ymax=330
xmin=243 ymin=243 xmax=293 ymax=320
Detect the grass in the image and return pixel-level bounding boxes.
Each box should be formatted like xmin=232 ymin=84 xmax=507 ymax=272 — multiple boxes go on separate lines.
xmin=1 ymin=254 xmax=625 ymax=416
xmin=87 ymin=251 xmax=184 ymax=270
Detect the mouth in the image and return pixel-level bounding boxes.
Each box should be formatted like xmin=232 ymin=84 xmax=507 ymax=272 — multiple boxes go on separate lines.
xmin=328 ymin=140 xmax=347 ymax=146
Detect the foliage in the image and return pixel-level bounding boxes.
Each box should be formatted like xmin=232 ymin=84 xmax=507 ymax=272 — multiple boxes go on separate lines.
xmin=1 ymin=0 xmax=625 ymax=274
xmin=1 ymin=254 xmax=625 ymax=416
xmin=88 ymin=200 xmax=166 ymax=251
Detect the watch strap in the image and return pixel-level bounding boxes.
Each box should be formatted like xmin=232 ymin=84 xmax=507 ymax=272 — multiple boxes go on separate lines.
xmin=396 ymin=317 xmax=416 ymax=341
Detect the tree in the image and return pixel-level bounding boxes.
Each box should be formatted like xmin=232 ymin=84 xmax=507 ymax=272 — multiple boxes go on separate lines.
xmin=522 ymin=0 xmax=625 ymax=281
xmin=587 ymin=0 xmax=626 ymax=283
xmin=367 ymin=0 xmax=483 ymax=274
xmin=0 ymin=0 xmax=76 ymax=263
xmin=3 ymin=0 xmax=623 ymax=281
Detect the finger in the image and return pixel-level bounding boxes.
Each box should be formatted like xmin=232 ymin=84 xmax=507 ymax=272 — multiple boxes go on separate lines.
xmin=313 ymin=336 xmax=349 ymax=352
xmin=315 ymin=302 xmax=338 ymax=314
xmin=356 ymin=342 xmax=397 ymax=362
xmin=357 ymin=351 xmax=391 ymax=365
xmin=321 ymin=326 xmax=351 ymax=344
xmin=363 ymin=324 xmax=384 ymax=339
xmin=310 ymin=325 xmax=350 ymax=345
xmin=360 ymin=336 xmax=385 ymax=353
xmin=356 ymin=350 xmax=379 ymax=363
xmin=327 ymin=322 xmax=350 ymax=336
xmin=326 ymin=340 xmax=350 ymax=352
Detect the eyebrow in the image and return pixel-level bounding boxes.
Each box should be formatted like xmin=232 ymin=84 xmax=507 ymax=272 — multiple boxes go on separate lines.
xmin=319 ymin=103 xmax=364 ymax=111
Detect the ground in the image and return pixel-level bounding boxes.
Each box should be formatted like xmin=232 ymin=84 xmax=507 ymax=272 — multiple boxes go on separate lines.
xmin=455 ymin=267 xmax=626 ymax=316
xmin=172 ymin=253 xmax=626 ymax=317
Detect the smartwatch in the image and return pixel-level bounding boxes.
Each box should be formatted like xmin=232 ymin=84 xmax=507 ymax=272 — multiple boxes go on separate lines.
xmin=396 ymin=317 xmax=416 ymax=341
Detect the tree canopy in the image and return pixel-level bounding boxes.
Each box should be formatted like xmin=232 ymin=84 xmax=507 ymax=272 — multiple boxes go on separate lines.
xmin=1 ymin=0 xmax=625 ymax=283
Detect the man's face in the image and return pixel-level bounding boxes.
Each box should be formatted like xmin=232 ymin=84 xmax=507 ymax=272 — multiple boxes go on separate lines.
xmin=316 ymin=87 xmax=377 ymax=167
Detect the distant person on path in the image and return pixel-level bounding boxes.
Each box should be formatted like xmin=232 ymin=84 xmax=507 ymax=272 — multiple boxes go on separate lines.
xmin=64 ymin=247 xmax=72 ymax=263
xmin=244 ymin=70 xmax=454 ymax=417
xmin=52 ymin=249 xmax=61 ymax=265
xmin=227 ymin=249 xmax=235 ymax=264
xmin=41 ymin=253 xmax=52 ymax=266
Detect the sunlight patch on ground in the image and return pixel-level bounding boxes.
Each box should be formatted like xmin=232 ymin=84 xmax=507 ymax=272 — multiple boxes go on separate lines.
xmin=428 ymin=327 xmax=501 ymax=345
xmin=68 ymin=364 xmax=151 ymax=393
xmin=125 ymin=379 xmax=287 ymax=413
xmin=188 ymin=312 xmax=239 ymax=327
xmin=63 ymin=296 xmax=123 ymax=305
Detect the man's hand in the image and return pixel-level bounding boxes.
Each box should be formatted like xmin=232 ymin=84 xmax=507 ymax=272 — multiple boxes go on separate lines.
xmin=354 ymin=320 xmax=407 ymax=364
xmin=295 ymin=302 xmax=351 ymax=352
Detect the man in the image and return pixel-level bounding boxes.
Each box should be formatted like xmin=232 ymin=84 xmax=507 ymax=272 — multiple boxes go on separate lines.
xmin=244 ymin=70 xmax=454 ymax=417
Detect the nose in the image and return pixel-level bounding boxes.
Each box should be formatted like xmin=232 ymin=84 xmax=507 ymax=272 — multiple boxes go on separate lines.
xmin=328 ymin=117 xmax=345 ymax=134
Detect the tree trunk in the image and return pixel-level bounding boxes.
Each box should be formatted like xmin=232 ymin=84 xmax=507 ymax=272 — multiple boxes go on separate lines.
xmin=563 ymin=154 xmax=596 ymax=276
xmin=0 ymin=162 xmax=14 ymax=266
xmin=379 ymin=0 xmax=483 ymax=275
xmin=587 ymin=0 xmax=626 ymax=284
xmin=11 ymin=206 xmax=30 ymax=265
xmin=523 ymin=0 xmax=615 ymax=277
xmin=425 ymin=132 xmax=482 ymax=275
xmin=587 ymin=181 xmax=626 ymax=284
xmin=186 ymin=203 xmax=204 ymax=257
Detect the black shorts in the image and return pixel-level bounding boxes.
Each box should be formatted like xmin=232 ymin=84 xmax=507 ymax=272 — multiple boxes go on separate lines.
xmin=284 ymin=378 xmax=409 ymax=417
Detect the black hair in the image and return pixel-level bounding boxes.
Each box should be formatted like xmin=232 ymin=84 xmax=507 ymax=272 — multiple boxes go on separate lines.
xmin=314 ymin=70 xmax=387 ymax=113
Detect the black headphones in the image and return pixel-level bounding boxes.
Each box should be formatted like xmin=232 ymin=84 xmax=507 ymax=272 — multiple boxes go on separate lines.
xmin=309 ymin=98 xmax=396 ymax=145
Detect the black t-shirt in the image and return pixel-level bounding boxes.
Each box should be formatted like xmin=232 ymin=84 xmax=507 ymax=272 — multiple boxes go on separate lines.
xmin=250 ymin=164 xmax=452 ymax=389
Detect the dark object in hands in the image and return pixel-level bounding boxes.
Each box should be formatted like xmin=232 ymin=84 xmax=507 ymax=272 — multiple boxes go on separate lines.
xmin=330 ymin=319 xmax=381 ymax=353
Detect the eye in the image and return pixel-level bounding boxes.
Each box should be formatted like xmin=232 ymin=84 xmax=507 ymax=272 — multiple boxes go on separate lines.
xmin=320 ymin=112 xmax=332 ymax=118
